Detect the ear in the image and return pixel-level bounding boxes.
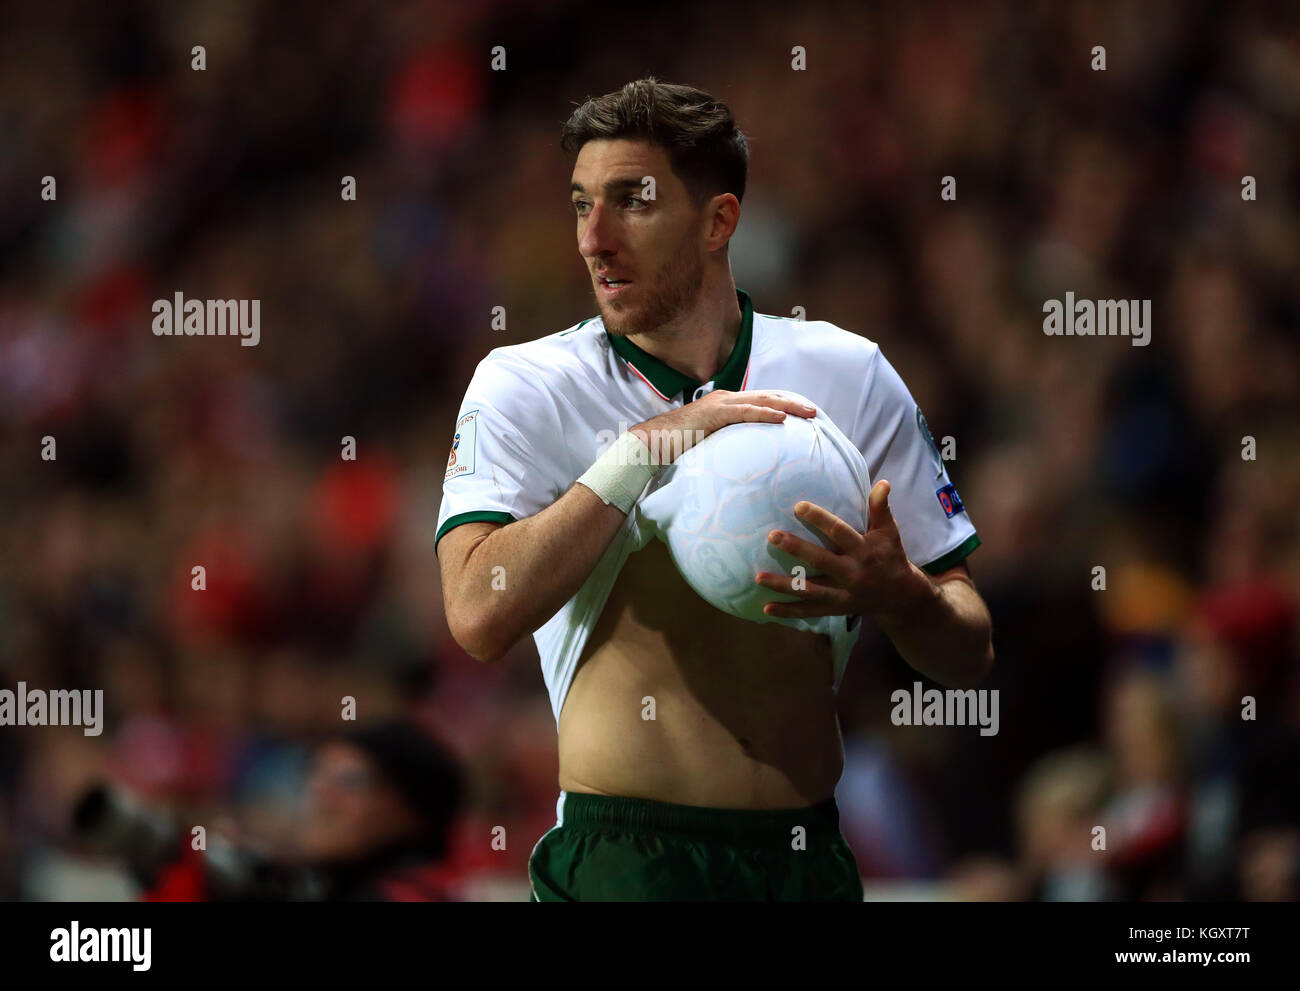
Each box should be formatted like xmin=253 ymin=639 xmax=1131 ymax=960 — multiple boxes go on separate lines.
xmin=706 ymin=192 xmax=741 ymax=252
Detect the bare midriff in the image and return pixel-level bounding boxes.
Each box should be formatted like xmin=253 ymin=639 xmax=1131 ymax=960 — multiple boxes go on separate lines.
xmin=557 ymin=537 xmax=844 ymax=810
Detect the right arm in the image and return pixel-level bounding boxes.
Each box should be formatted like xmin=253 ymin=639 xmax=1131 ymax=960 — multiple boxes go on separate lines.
xmin=437 ymin=389 xmax=818 ymax=662
xmin=437 ymin=484 xmax=626 ymax=662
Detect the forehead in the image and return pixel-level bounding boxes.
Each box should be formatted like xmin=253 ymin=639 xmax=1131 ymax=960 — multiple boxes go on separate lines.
xmin=314 ymin=741 xmax=372 ymax=770
xmin=570 ymin=139 xmax=676 ymax=187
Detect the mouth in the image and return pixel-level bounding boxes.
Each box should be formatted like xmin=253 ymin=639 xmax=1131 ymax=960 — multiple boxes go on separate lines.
xmin=597 ymin=273 xmax=633 ymax=297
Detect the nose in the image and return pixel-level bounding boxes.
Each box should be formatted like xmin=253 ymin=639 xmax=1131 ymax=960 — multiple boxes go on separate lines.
xmin=578 ymin=201 xmax=618 ymax=259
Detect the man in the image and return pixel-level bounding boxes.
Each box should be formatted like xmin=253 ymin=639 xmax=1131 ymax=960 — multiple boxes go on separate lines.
xmin=298 ymin=721 xmax=464 ymax=901
xmin=436 ymin=78 xmax=993 ymax=901
xmin=99 ymin=720 xmax=463 ymax=901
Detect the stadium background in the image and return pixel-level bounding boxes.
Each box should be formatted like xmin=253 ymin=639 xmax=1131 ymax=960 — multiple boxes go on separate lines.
xmin=1 ymin=0 xmax=1297 ymax=901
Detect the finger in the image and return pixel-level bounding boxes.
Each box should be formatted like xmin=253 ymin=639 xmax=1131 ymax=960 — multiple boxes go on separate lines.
xmin=727 ymin=392 xmax=817 ymax=417
xmin=765 ymin=527 xmax=848 ymax=580
xmin=753 ymin=570 xmax=845 ymax=596
xmin=762 ymin=593 xmax=856 ymax=620
xmin=867 ymin=480 xmax=898 ymax=533
xmin=792 ymin=501 xmax=865 ymax=554
xmin=732 ymin=404 xmax=788 ymax=423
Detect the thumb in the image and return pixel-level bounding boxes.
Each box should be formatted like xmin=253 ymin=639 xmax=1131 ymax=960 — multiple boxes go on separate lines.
xmin=867 ymin=479 xmax=897 ymax=532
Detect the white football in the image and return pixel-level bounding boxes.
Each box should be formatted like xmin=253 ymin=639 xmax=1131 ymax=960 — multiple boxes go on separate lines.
xmin=636 ymin=393 xmax=871 ymax=632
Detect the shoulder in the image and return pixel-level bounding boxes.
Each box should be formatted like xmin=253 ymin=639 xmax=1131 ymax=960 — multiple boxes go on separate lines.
xmin=468 ymin=316 xmax=606 ymax=396
xmin=752 ymin=309 xmax=882 ymax=378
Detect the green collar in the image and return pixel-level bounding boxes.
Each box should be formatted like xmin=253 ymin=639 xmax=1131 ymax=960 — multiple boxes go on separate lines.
xmin=606 ymin=288 xmax=753 ymax=401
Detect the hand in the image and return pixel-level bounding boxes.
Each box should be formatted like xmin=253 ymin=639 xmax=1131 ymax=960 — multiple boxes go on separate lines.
xmin=754 ymin=479 xmax=936 ymax=623
xmin=630 ymin=390 xmax=816 ymax=466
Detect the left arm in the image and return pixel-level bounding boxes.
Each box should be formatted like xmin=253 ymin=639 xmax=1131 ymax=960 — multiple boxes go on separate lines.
xmin=871 ymin=558 xmax=993 ymax=688
xmin=756 ymin=479 xmax=994 ymax=688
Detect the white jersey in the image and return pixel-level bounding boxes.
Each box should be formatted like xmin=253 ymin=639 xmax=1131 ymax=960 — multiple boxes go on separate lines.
xmin=436 ymin=288 xmax=980 ymax=724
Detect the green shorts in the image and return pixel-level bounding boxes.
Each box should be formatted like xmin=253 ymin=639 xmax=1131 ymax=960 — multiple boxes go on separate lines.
xmin=527 ymin=790 xmax=863 ymax=902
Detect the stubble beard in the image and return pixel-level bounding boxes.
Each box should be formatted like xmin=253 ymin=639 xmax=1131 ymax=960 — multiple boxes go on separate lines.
xmin=600 ymin=239 xmax=705 ymax=339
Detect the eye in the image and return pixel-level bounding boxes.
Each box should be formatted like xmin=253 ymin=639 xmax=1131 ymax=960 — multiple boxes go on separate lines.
xmin=573 ymin=200 xmax=590 ymax=215
xmin=624 ymin=195 xmax=647 ymax=209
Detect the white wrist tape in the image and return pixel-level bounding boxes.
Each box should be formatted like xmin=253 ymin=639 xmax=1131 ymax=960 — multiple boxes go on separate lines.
xmin=577 ymin=431 xmax=659 ymax=514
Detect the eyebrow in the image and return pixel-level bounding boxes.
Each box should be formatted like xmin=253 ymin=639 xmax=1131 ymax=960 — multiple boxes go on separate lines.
xmin=569 ymin=178 xmax=646 ymax=196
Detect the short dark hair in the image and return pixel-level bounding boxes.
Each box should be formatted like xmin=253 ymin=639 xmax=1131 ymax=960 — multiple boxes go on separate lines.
xmin=338 ymin=721 xmax=463 ymax=857
xmin=560 ymin=77 xmax=748 ymax=209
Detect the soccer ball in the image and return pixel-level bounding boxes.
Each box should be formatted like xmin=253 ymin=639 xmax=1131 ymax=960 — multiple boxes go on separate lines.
xmin=636 ymin=393 xmax=871 ymax=632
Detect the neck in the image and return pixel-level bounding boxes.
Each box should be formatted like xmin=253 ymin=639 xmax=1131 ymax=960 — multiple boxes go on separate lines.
xmin=628 ymin=276 xmax=741 ymax=385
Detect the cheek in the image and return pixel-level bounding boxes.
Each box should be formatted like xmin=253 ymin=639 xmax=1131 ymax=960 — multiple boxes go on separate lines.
xmin=313 ymin=793 xmax=358 ymax=827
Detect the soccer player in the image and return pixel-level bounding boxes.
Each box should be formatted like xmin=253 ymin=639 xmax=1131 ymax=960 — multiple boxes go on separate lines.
xmin=436 ymin=78 xmax=994 ymax=901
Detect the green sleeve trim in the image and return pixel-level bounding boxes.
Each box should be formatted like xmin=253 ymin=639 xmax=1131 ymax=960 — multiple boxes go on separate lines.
xmin=435 ymin=511 xmax=515 ymax=556
xmin=921 ymin=532 xmax=981 ymax=575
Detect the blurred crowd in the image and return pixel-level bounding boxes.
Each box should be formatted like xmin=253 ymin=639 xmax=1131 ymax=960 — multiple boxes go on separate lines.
xmin=0 ymin=0 xmax=1297 ymax=900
